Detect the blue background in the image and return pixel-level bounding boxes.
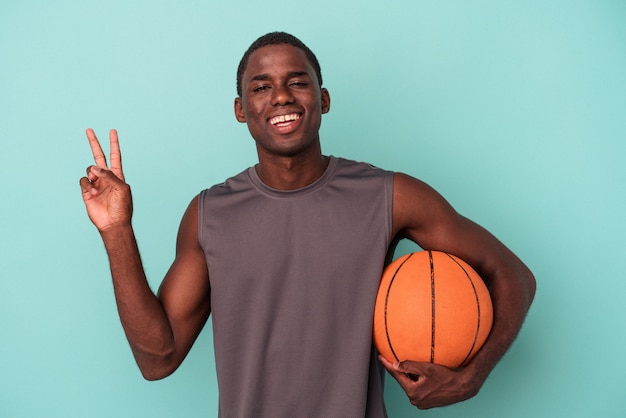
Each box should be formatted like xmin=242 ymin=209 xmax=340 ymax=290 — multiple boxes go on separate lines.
xmin=1 ymin=1 xmax=625 ymax=417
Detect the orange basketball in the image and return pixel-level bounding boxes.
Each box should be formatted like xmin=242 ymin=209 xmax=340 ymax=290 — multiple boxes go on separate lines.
xmin=373 ymin=251 xmax=493 ymax=368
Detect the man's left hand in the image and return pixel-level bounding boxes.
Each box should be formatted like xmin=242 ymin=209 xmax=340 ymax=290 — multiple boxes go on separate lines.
xmin=378 ymin=355 xmax=482 ymax=410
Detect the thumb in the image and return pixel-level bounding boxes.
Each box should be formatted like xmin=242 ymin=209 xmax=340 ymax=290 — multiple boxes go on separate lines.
xmin=79 ymin=175 xmax=98 ymax=199
xmin=86 ymin=165 xmax=105 ymax=183
xmin=395 ymin=361 xmax=423 ymax=382
xmin=378 ymin=355 xmax=420 ymax=383
xmin=88 ymin=165 xmax=126 ymax=185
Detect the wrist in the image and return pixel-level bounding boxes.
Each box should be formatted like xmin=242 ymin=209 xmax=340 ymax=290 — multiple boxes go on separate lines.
xmin=99 ymin=220 xmax=134 ymax=239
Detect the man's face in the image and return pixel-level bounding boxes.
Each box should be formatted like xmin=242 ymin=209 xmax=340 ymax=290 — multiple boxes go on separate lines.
xmin=235 ymin=44 xmax=330 ymax=159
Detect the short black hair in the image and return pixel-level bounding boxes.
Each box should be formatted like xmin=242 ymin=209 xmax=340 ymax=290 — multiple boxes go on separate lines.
xmin=236 ymin=31 xmax=323 ymax=96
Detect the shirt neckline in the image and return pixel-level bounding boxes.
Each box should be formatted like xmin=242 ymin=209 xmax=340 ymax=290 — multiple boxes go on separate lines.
xmin=247 ymin=156 xmax=339 ymax=198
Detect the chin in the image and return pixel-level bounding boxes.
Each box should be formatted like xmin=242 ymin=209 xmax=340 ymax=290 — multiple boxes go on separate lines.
xmin=256 ymin=137 xmax=319 ymax=158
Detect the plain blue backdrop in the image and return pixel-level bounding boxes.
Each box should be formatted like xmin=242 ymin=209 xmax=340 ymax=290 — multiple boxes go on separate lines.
xmin=1 ymin=1 xmax=625 ymax=417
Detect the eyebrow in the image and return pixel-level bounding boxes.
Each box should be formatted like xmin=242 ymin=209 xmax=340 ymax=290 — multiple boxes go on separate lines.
xmin=287 ymin=71 xmax=309 ymax=78
xmin=249 ymin=71 xmax=310 ymax=82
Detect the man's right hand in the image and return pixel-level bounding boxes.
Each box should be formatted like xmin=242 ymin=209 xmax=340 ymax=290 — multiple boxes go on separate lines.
xmin=79 ymin=128 xmax=133 ymax=232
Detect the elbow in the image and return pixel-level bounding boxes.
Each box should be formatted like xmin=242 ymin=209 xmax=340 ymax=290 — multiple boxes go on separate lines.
xmin=133 ymin=347 xmax=180 ymax=381
xmin=519 ymin=259 xmax=536 ymax=301
xmin=140 ymin=370 xmax=163 ymax=381
xmin=489 ymin=261 xmax=536 ymax=312
xmin=138 ymin=360 xmax=179 ymax=381
xmin=141 ymin=367 xmax=174 ymax=381
xmin=509 ymin=263 xmax=536 ymax=312
xmin=525 ymin=268 xmax=537 ymax=309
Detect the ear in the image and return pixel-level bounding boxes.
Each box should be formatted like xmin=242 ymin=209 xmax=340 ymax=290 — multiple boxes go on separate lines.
xmin=234 ymin=97 xmax=246 ymax=123
xmin=321 ymin=88 xmax=331 ymax=114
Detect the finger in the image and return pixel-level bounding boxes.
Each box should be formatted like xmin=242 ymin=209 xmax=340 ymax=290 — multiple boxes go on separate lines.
xmin=86 ymin=166 xmax=96 ymax=182
xmin=86 ymin=165 xmax=103 ymax=182
xmin=79 ymin=176 xmax=98 ymax=199
xmin=108 ymin=129 xmax=124 ymax=180
xmin=378 ymin=354 xmax=396 ymax=370
xmin=379 ymin=356 xmax=410 ymax=382
xmin=86 ymin=128 xmax=108 ymax=169
xmin=396 ymin=361 xmax=428 ymax=382
xmin=379 ymin=356 xmax=422 ymax=384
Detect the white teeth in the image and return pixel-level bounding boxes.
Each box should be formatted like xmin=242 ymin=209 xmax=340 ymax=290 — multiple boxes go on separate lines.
xmin=271 ymin=114 xmax=300 ymax=125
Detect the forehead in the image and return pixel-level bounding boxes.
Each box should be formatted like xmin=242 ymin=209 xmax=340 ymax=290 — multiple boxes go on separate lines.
xmin=243 ymin=44 xmax=317 ymax=83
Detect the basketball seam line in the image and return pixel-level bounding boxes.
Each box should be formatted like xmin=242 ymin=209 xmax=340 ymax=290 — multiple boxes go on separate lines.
xmin=445 ymin=253 xmax=482 ymax=367
xmin=384 ymin=252 xmax=414 ymax=363
xmin=429 ymin=251 xmax=436 ymax=363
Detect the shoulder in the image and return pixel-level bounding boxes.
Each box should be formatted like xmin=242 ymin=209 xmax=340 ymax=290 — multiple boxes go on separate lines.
xmin=392 ymin=172 xmax=447 ymax=208
xmin=202 ymin=167 xmax=254 ymax=196
xmin=391 ymin=172 xmax=462 ymax=241
xmin=331 ymin=156 xmax=393 ymax=184
xmin=333 ymin=156 xmax=388 ymax=173
xmin=178 ymin=194 xmax=201 ymax=241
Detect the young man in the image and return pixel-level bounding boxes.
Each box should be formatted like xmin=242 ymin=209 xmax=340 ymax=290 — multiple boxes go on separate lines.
xmin=80 ymin=32 xmax=535 ymax=417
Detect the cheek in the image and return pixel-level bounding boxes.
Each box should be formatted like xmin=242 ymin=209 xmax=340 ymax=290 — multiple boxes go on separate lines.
xmin=245 ymin=104 xmax=266 ymax=126
xmin=238 ymin=96 xmax=261 ymax=118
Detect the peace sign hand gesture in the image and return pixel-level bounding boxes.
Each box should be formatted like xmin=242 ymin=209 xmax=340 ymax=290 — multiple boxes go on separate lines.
xmin=79 ymin=128 xmax=133 ymax=232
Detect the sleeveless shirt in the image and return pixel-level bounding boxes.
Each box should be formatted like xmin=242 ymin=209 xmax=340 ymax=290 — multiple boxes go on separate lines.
xmin=198 ymin=156 xmax=393 ymax=417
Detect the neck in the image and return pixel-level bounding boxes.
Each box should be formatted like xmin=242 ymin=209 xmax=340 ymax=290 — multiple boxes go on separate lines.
xmin=255 ymin=144 xmax=328 ymax=190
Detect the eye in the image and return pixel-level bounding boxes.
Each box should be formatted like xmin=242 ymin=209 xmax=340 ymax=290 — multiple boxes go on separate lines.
xmin=289 ymin=81 xmax=308 ymax=87
xmin=252 ymin=85 xmax=270 ymax=93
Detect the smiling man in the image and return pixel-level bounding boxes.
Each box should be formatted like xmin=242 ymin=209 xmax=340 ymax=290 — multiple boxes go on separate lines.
xmin=234 ymin=38 xmax=331 ymax=189
xmin=80 ymin=32 xmax=535 ymax=417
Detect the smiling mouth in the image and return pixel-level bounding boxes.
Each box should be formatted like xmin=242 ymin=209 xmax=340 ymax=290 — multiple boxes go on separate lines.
xmin=270 ymin=113 xmax=301 ymax=126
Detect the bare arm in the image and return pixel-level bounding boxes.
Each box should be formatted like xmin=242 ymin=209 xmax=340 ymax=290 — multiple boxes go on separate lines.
xmin=79 ymin=129 xmax=210 ymax=380
xmin=381 ymin=172 xmax=536 ymax=409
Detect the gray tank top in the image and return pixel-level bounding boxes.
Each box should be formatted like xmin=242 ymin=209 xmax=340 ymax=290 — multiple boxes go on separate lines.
xmin=199 ymin=156 xmax=393 ymax=417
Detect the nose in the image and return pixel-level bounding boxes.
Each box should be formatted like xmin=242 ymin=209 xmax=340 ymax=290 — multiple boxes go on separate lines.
xmin=271 ymin=84 xmax=295 ymax=106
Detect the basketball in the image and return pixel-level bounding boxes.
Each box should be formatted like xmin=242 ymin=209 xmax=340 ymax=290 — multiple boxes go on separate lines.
xmin=373 ymin=250 xmax=493 ymax=368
